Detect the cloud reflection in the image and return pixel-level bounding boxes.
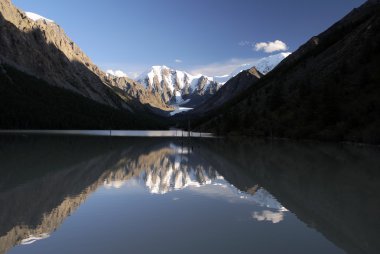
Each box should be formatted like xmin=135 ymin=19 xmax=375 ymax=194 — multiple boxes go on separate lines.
xmin=252 ymin=210 xmax=285 ymax=224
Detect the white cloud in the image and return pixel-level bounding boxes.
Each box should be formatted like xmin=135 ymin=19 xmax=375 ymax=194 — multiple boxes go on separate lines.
xmin=104 ymin=180 xmax=125 ymax=189
xmin=175 ymin=59 xmax=183 ymax=63
xmin=100 ymin=62 xmax=148 ymax=80
xmin=252 ymin=210 xmax=284 ymax=224
xmin=254 ymin=40 xmax=288 ymax=53
xmin=104 ymin=69 xmax=139 ymax=79
xmin=106 ymin=69 xmax=128 ymax=78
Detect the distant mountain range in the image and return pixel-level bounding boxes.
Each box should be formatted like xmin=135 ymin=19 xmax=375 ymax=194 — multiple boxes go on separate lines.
xmin=0 ymin=0 xmax=290 ymax=120
xmin=132 ymin=53 xmax=289 ymax=108
xmin=135 ymin=66 xmax=220 ymax=107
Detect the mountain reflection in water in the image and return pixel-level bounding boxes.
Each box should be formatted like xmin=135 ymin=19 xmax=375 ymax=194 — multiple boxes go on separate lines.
xmin=0 ymin=136 xmax=379 ymax=254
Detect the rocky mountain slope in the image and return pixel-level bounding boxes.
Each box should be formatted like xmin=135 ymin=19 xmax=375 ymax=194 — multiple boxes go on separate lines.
xmin=0 ymin=64 xmax=169 ymax=129
xmin=193 ymin=0 xmax=380 ymax=144
xmin=0 ymin=0 xmax=170 ymax=129
xmin=0 ymin=0 xmax=121 ymax=106
xmin=105 ymin=73 xmax=172 ymax=112
xmin=136 ymin=65 xmax=221 ymax=107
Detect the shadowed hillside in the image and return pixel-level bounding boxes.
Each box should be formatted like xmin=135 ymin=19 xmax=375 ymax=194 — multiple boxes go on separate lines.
xmin=0 ymin=64 xmax=167 ymax=129
xmin=192 ymin=0 xmax=380 ymax=144
xmin=0 ymin=0 xmax=170 ymax=129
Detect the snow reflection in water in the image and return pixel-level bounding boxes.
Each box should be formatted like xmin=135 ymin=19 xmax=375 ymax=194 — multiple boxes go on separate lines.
xmin=2 ymin=136 xmax=377 ymax=254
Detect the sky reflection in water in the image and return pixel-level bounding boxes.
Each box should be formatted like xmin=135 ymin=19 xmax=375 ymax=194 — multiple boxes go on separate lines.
xmin=0 ymin=136 xmax=379 ymax=254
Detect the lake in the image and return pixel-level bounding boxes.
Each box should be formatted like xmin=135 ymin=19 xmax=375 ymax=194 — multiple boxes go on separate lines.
xmin=0 ymin=135 xmax=379 ymax=254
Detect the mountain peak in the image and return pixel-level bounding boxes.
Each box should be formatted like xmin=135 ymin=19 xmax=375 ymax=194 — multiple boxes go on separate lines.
xmin=254 ymin=52 xmax=292 ymax=74
xmin=135 ymin=65 xmax=219 ymax=107
xmin=213 ymin=53 xmax=290 ymax=84
xmin=25 ymin=12 xmax=54 ymax=23
xmin=153 ymin=65 xmax=169 ymax=69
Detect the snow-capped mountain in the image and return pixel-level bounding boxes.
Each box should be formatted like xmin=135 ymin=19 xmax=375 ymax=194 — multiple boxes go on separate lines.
xmin=214 ymin=52 xmax=292 ymax=84
xmin=136 ymin=66 xmax=221 ymax=106
xmin=18 ymin=10 xmax=288 ymax=112
xmin=25 ymin=12 xmax=54 ymax=23
xmin=101 ymin=142 xmax=287 ymax=212
xmin=255 ymin=52 xmax=292 ymax=74
xmin=133 ymin=54 xmax=289 ymax=109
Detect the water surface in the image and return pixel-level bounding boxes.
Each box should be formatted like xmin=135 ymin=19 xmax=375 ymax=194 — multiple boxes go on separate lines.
xmin=0 ymin=136 xmax=379 ymax=254
xmin=0 ymin=130 xmax=213 ymax=137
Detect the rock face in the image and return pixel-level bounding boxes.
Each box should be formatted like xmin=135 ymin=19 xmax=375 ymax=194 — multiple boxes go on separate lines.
xmin=0 ymin=0 xmax=168 ymax=111
xmin=195 ymin=0 xmax=380 ymax=143
xmin=105 ymin=74 xmax=172 ymax=111
xmin=136 ymin=66 xmax=221 ymax=107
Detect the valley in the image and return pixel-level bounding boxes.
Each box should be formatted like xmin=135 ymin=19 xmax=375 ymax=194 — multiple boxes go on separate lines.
xmin=1 ymin=1 xmax=379 ymax=254
xmin=1 ymin=0 xmax=379 ymax=144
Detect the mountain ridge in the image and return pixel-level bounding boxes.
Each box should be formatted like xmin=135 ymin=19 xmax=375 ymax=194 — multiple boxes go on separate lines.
xmin=0 ymin=0 xmax=169 ymax=112
xmin=136 ymin=65 xmax=221 ymax=107
xmin=192 ymin=0 xmax=380 ymax=144
xmin=213 ymin=52 xmax=291 ymax=84
xmin=0 ymin=0 xmax=173 ymax=129
xmin=184 ymin=67 xmax=263 ymax=116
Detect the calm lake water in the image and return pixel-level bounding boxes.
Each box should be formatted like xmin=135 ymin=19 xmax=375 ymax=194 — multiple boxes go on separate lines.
xmin=0 ymin=130 xmax=213 ymax=138
xmin=0 ymin=135 xmax=379 ymax=254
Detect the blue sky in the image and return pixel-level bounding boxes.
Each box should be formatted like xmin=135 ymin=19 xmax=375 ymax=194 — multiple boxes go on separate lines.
xmin=14 ymin=0 xmax=366 ymax=77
